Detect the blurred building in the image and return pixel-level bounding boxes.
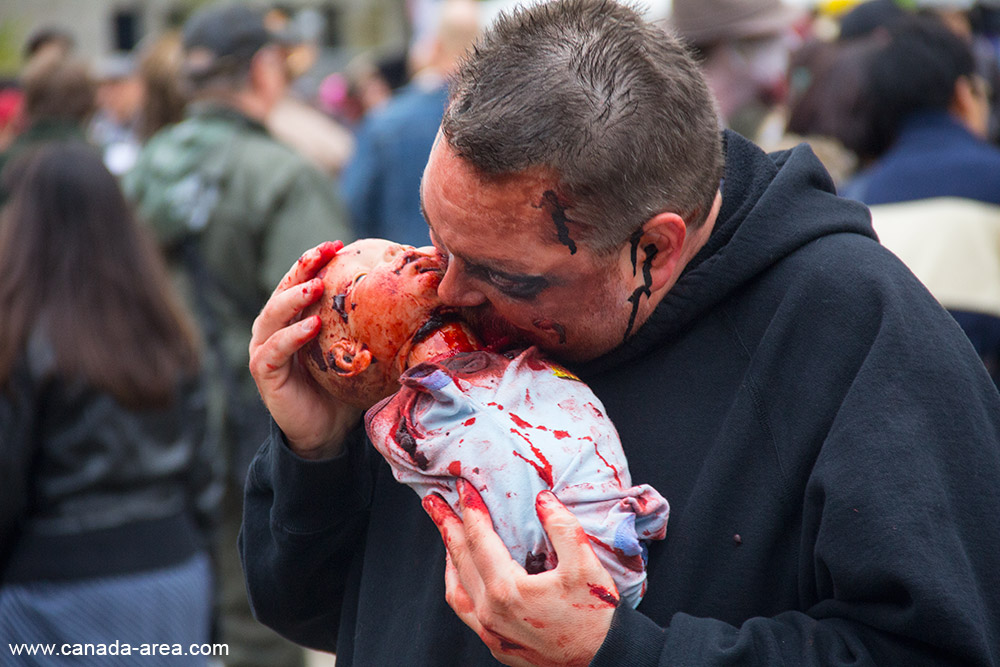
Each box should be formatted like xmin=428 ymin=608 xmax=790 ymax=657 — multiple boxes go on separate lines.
xmin=0 ymin=0 xmax=412 ymax=77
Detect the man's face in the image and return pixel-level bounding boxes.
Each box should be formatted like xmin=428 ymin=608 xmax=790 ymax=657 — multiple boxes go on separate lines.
xmin=419 ymin=136 xmax=638 ymax=363
xmin=301 ymin=238 xmax=450 ymax=405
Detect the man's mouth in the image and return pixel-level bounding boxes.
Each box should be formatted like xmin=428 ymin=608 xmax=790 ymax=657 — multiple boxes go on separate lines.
xmin=396 ymin=307 xmax=477 ymax=372
xmin=461 ymin=306 xmax=526 ymax=352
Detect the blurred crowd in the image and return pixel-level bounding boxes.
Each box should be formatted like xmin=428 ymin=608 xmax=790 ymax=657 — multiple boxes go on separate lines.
xmin=2 ymin=0 xmax=1000 ymax=665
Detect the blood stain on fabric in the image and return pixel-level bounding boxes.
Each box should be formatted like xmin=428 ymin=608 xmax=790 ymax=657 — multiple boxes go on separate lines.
xmin=592 ymin=444 xmax=622 ymax=487
xmin=509 ymin=413 xmax=533 ymax=429
xmin=511 ymin=434 xmax=554 ymax=487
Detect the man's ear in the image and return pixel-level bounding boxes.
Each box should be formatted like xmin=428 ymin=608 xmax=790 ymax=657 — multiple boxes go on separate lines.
xmin=951 ymin=75 xmax=989 ymax=139
xmin=632 ymin=212 xmax=687 ymax=293
xmin=249 ymin=46 xmax=286 ymax=98
xmin=329 ymin=338 xmax=373 ymax=377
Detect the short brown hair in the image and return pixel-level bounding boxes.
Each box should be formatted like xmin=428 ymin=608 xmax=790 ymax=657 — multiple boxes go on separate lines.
xmin=442 ymin=0 xmax=723 ymax=253
xmin=21 ymin=52 xmax=96 ymax=124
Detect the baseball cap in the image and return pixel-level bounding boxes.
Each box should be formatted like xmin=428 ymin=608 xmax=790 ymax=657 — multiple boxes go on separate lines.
xmin=671 ymin=0 xmax=804 ymax=47
xmin=182 ymin=5 xmax=286 ymax=79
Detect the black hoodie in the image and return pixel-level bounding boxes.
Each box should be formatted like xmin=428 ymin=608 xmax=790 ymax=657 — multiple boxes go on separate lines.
xmin=240 ymin=132 xmax=1000 ymax=665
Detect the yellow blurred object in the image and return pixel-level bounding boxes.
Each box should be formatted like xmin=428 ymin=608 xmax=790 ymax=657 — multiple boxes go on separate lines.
xmin=818 ymin=0 xmax=864 ymax=17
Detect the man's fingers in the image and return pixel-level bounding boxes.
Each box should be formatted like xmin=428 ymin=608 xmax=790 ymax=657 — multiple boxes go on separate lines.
xmin=456 ymin=478 xmax=522 ymax=582
xmin=444 ymin=553 xmax=478 ymax=618
xmin=423 ymin=491 xmax=487 ymax=603
xmin=250 ymin=315 xmax=320 ymax=381
xmin=251 ymin=277 xmax=324 ymax=345
xmin=534 ymin=490 xmax=605 ymax=575
xmin=273 ymin=240 xmax=342 ymax=296
xmin=422 ymin=491 xmax=466 ymax=555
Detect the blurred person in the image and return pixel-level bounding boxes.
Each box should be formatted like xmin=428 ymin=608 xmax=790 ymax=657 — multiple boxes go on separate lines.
xmin=913 ymin=0 xmax=1000 ymax=145
xmin=22 ymin=27 xmax=75 ymax=65
xmin=0 ymin=52 xmax=95 ymax=200
xmin=122 ymin=5 xmax=352 ymax=667
xmin=339 ymin=0 xmax=481 ymax=246
xmin=670 ymin=0 xmax=805 ymax=143
xmin=263 ymin=9 xmax=355 ymax=177
xmin=241 ymin=1 xmax=1000 ymax=664
xmin=89 ymin=52 xmax=145 ymax=175
xmin=837 ymin=0 xmax=906 ymax=39
xmin=969 ymin=2 xmax=1000 ymax=143
xmin=135 ymin=30 xmax=188 ymax=142
xmin=0 ymin=142 xmax=219 ymax=665
xmin=776 ymin=33 xmax=886 ymax=185
xmin=915 ymin=0 xmax=977 ymax=37
xmin=843 ymin=14 xmax=1000 ymax=385
xmin=316 ymin=54 xmax=395 ymax=128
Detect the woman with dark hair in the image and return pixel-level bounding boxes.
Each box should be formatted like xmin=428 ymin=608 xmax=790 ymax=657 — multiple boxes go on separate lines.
xmin=0 ymin=142 xmax=221 ymax=663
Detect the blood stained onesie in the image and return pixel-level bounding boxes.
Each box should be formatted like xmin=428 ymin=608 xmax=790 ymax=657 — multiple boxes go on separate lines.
xmin=365 ymin=347 xmax=669 ymax=607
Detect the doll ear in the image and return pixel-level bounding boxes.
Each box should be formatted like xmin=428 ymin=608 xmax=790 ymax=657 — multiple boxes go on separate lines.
xmin=329 ymin=338 xmax=373 ymax=377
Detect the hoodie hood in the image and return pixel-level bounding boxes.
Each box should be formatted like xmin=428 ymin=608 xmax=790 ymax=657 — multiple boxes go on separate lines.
xmin=577 ymin=131 xmax=875 ymax=376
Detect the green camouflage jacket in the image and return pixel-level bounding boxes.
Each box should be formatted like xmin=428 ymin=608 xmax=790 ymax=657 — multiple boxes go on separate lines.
xmin=124 ymin=103 xmax=353 ymax=474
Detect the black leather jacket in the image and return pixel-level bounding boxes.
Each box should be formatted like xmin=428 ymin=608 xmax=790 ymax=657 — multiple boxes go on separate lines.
xmin=0 ymin=332 xmax=223 ymax=583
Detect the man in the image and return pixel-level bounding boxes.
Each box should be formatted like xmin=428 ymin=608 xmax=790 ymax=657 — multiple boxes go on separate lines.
xmin=89 ymin=51 xmax=144 ymax=174
xmin=0 ymin=52 xmax=95 ymax=201
xmin=339 ymin=0 xmax=481 ymax=246
xmin=241 ymin=0 xmax=1000 ymax=665
xmin=124 ymin=6 xmax=352 ymax=667
xmin=843 ymin=14 xmax=1000 ymax=386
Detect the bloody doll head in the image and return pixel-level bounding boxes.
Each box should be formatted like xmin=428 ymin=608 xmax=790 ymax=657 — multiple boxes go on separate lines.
xmin=300 ymin=238 xmax=479 ymax=408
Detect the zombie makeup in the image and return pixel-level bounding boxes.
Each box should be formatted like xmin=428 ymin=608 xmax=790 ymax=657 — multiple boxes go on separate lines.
xmin=535 ymin=190 xmax=577 ymax=255
xmin=623 ymin=243 xmax=657 ymax=342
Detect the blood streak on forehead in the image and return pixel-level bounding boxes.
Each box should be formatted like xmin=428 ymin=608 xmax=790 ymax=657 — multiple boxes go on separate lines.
xmin=535 ymin=190 xmax=577 ymax=255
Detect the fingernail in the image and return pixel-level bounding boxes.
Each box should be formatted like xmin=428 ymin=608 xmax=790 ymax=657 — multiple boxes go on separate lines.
xmin=457 ymin=478 xmax=488 ymax=513
xmin=300 ymin=316 xmax=318 ymax=332
xmin=301 ymin=279 xmax=320 ymax=296
xmin=456 ymin=478 xmax=473 ymax=506
xmin=319 ymin=240 xmax=343 ymax=255
xmin=536 ymin=490 xmax=557 ymax=506
xmin=422 ymin=493 xmax=447 ymax=524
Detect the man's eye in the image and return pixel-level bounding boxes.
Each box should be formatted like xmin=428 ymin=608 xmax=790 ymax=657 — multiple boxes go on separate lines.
xmin=485 ymin=270 xmax=547 ymax=300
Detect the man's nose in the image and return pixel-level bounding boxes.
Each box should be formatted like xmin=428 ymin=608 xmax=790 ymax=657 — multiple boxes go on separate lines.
xmin=437 ymin=258 xmax=486 ymax=308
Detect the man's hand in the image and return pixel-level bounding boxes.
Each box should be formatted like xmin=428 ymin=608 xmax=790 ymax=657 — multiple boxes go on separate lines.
xmin=249 ymin=241 xmax=362 ymax=459
xmin=423 ymin=479 xmax=616 ymax=666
